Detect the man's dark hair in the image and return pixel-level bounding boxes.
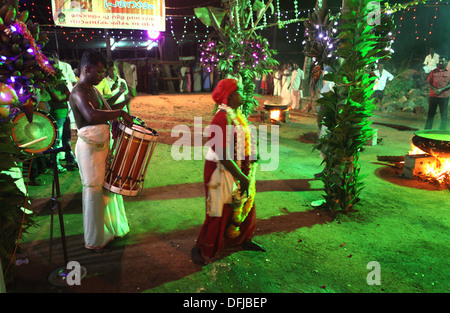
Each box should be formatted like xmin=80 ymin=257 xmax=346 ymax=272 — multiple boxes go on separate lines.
xmin=80 ymin=49 xmax=107 ymax=68
xmin=106 ymin=60 xmax=116 ymax=69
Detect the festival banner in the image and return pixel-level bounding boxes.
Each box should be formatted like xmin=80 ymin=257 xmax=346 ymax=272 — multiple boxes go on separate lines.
xmin=51 ymin=0 xmax=166 ymax=31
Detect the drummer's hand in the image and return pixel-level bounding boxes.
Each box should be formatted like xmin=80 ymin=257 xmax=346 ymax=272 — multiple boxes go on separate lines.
xmin=124 ymin=93 xmax=133 ymax=103
xmin=121 ymin=111 xmax=133 ymax=126
xmin=119 ymin=82 xmax=127 ymax=94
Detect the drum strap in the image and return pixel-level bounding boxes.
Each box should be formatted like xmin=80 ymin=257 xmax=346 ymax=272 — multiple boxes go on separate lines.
xmin=95 ymin=88 xmax=113 ymax=111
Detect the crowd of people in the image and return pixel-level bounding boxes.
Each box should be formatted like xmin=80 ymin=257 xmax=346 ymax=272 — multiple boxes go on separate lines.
xmin=142 ymin=60 xmax=307 ymax=110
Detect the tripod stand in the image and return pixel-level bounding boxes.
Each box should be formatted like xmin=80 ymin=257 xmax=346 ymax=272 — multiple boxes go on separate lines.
xmin=43 ymin=145 xmax=86 ymax=286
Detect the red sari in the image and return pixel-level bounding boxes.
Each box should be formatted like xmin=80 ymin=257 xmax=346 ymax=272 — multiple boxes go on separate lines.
xmin=196 ymin=110 xmax=256 ymax=258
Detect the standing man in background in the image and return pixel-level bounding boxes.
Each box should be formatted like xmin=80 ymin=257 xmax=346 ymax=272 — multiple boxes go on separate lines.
xmin=425 ymin=56 xmax=449 ymax=130
xmin=423 ymin=48 xmax=439 ymax=75
xmin=372 ymin=63 xmax=394 ymax=111
xmin=290 ymin=63 xmax=304 ymax=110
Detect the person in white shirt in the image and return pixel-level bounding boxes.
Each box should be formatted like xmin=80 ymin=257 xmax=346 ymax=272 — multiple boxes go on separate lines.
xmin=105 ymin=61 xmax=131 ymax=113
xmin=372 ymin=63 xmax=394 ymax=110
xmin=280 ymin=63 xmax=292 ymax=100
xmin=423 ymin=48 xmax=439 ymax=74
xmin=51 ymin=52 xmax=78 ymax=168
xmin=52 ymin=53 xmax=78 ymax=92
xmin=95 ymin=61 xmax=131 ymax=111
xmin=290 ymin=63 xmax=304 ymax=109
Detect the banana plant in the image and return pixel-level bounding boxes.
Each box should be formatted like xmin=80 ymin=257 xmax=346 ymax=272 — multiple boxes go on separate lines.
xmin=195 ymin=0 xmax=279 ymax=116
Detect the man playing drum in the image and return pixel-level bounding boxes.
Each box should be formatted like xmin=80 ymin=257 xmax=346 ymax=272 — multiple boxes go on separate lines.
xmin=69 ymin=50 xmax=133 ymax=252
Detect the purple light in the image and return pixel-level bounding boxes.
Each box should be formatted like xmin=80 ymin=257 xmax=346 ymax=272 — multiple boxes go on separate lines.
xmin=147 ymin=30 xmax=160 ymax=40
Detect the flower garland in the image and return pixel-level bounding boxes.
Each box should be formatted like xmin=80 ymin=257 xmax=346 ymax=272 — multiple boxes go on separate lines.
xmin=218 ymin=104 xmax=258 ymax=238
xmin=5 ymin=20 xmax=55 ymax=76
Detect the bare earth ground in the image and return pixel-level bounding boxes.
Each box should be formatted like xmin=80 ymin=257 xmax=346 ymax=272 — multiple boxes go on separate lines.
xmin=5 ymin=92 xmax=449 ymax=296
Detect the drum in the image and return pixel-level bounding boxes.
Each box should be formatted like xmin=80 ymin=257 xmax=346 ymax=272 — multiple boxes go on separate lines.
xmin=11 ymin=109 xmax=58 ymax=154
xmin=104 ymin=122 xmax=158 ymax=196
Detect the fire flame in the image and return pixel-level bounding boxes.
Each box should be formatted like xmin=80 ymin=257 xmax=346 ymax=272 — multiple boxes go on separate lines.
xmin=425 ymin=156 xmax=450 ymax=183
xmin=408 ymin=146 xmax=426 ymax=155
xmin=270 ymin=110 xmax=281 ymax=120
xmin=409 ymin=145 xmax=450 ymax=185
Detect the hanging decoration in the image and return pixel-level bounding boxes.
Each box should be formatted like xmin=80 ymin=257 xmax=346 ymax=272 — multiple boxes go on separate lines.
xmin=199 ymin=40 xmax=220 ymax=73
xmin=302 ymin=1 xmax=339 ymax=67
xmin=0 ymin=0 xmax=56 ymax=120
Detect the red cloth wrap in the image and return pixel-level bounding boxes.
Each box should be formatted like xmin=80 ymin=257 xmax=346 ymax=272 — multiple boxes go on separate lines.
xmin=195 ymin=109 xmax=256 ymax=258
xmin=211 ymin=78 xmax=239 ymax=105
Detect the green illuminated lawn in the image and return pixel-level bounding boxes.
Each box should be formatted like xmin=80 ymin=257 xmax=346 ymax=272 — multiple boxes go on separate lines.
xmin=10 ymin=96 xmax=449 ymax=294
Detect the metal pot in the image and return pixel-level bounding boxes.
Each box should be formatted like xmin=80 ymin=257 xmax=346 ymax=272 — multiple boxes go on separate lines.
xmin=412 ymin=130 xmax=450 ymax=157
xmin=263 ymin=104 xmax=288 ymax=111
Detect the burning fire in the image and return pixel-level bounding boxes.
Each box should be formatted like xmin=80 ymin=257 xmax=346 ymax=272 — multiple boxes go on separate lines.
xmin=270 ymin=110 xmax=281 ymax=120
xmin=408 ymin=145 xmax=450 ymax=186
xmin=425 ymin=156 xmax=450 ymax=183
xmin=408 ymin=146 xmax=426 ymax=155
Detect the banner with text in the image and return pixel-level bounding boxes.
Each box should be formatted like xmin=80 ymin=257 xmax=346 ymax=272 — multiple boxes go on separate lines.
xmin=51 ymin=0 xmax=166 ymax=31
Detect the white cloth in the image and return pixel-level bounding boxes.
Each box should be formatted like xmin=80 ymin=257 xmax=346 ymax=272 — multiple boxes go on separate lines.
xmin=58 ymin=60 xmax=77 ymax=92
xmin=180 ymin=66 xmax=187 ymax=92
xmin=280 ymin=70 xmax=292 ymax=98
xmin=122 ymin=62 xmax=138 ymax=91
xmin=373 ymin=69 xmax=394 ymax=91
xmin=106 ymin=76 xmax=130 ymax=112
xmin=57 ymin=60 xmax=78 ymax=129
xmin=320 ymin=78 xmax=335 ymax=95
xmin=206 ymin=162 xmax=236 ymax=217
xmin=290 ymin=69 xmax=304 ymax=109
xmin=423 ymin=53 xmax=439 ymax=74
xmin=273 ymin=70 xmax=282 ymax=96
xmin=291 ymin=69 xmax=304 ymax=91
xmin=193 ymin=66 xmax=202 ymax=92
xmin=75 ymin=124 xmax=129 ymax=249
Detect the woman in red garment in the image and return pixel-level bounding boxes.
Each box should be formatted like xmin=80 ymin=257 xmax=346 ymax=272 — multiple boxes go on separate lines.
xmin=191 ymin=79 xmax=265 ymax=265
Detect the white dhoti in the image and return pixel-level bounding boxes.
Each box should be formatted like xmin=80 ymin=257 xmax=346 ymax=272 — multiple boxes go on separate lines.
xmin=75 ymin=124 xmax=129 ymax=250
xmin=291 ymin=89 xmax=300 ymax=109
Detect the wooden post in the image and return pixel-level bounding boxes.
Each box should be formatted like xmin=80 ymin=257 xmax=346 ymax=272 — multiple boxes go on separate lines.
xmin=105 ymin=29 xmax=112 ymax=60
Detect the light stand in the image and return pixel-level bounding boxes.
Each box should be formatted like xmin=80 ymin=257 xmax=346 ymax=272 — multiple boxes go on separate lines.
xmin=43 ymin=145 xmax=86 ymax=287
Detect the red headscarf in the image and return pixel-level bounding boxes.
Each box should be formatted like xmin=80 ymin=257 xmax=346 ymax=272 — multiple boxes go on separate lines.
xmin=212 ymin=78 xmax=239 ymax=105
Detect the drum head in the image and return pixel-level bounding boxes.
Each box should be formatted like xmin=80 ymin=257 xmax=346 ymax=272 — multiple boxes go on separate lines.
xmin=11 ymin=110 xmax=57 ymax=154
xmin=118 ymin=122 xmax=158 ymax=140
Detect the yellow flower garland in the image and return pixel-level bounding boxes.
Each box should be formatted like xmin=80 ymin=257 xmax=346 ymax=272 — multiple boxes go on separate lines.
xmin=218 ymin=104 xmax=257 ymax=238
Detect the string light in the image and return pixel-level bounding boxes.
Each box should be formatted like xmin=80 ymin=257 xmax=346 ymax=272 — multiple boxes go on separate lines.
xmin=16 ymin=0 xmax=448 ymax=50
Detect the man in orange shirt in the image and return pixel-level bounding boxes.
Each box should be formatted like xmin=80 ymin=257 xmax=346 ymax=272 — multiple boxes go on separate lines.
xmin=425 ymin=56 xmax=450 ymax=130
